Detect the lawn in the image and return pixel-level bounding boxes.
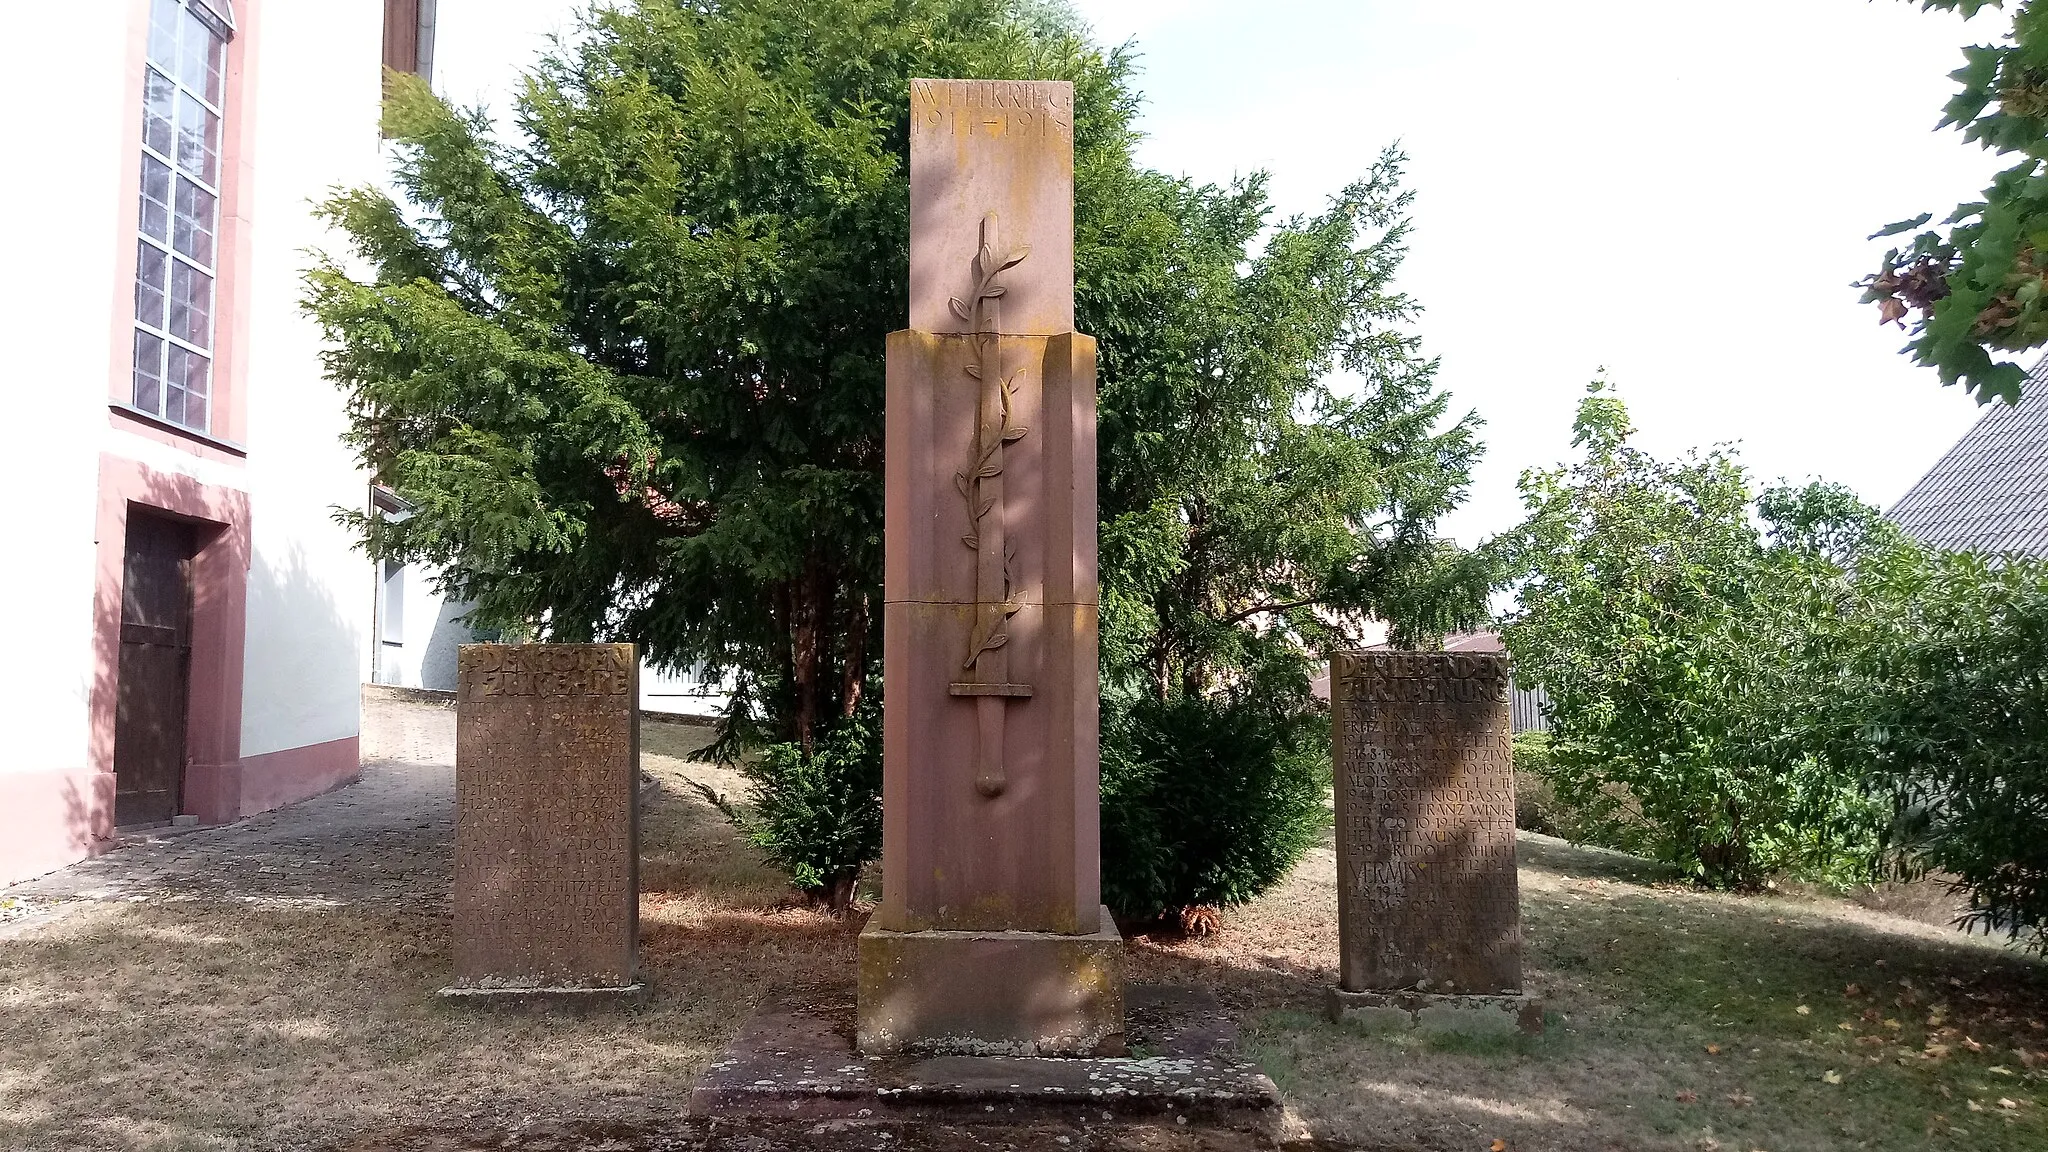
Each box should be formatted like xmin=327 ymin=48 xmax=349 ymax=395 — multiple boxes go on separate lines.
xmin=0 ymin=716 xmax=2041 ymax=1152
xmin=1134 ymin=836 xmax=2048 ymax=1151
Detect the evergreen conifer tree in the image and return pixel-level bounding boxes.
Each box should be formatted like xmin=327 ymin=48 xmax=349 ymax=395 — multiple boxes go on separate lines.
xmin=308 ymin=0 xmax=1488 ymax=917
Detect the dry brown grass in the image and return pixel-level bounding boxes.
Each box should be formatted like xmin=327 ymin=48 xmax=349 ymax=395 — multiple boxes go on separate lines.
xmin=0 ymin=722 xmax=862 ymax=1152
xmin=4 ymin=717 xmax=2044 ymax=1152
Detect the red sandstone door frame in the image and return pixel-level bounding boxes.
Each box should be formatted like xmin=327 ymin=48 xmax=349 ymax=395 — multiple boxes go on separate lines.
xmin=90 ymin=455 xmax=251 ymax=838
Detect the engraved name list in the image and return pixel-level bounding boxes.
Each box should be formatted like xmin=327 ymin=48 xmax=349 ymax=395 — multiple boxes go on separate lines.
xmin=1331 ymin=650 xmax=1523 ymax=996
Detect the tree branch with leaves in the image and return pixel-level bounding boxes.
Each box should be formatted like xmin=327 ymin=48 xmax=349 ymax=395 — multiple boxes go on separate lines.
xmin=1863 ymin=0 xmax=2048 ymax=403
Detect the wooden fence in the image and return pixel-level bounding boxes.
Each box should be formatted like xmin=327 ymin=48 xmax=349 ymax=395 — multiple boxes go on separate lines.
xmin=1511 ymin=685 xmax=1550 ymax=734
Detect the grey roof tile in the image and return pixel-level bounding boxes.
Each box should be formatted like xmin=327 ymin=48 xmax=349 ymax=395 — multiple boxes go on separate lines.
xmin=1888 ymin=358 xmax=2048 ymax=557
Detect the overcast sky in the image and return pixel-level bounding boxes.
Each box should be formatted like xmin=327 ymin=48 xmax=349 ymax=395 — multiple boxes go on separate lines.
xmin=443 ymin=0 xmax=2015 ymax=544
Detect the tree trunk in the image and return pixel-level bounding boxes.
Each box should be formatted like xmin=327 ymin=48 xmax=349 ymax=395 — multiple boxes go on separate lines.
xmin=770 ymin=581 xmax=796 ymax=743
xmin=788 ymin=554 xmax=832 ymax=757
xmin=840 ymin=589 xmax=870 ymax=718
xmin=823 ymin=872 xmax=859 ymax=916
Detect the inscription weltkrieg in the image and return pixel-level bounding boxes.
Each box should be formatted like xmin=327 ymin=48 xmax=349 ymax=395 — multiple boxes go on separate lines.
xmin=1331 ymin=650 xmax=1523 ymax=996
xmin=910 ymin=79 xmax=1074 ymax=144
xmin=451 ymin=643 xmax=639 ymax=990
xmin=460 ymin=643 xmax=634 ymax=699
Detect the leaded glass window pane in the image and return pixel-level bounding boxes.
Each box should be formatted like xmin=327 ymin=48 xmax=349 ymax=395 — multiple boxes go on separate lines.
xmin=172 ymin=178 xmax=215 ymax=265
xmin=139 ymin=156 xmax=172 ymax=241
xmin=167 ymin=261 xmax=212 ymax=350
xmin=180 ymin=7 xmax=224 ymax=105
xmin=133 ymin=331 xmax=165 ymax=413
xmin=135 ymin=242 xmax=168 ymax=328
xmin=130 ymin=0 xmax=228 ymax=433
xmin=175 ymin=91 xmax=219 ymax=185
xmin=148 ymin=0 xmax=180 ymax=71
xmin=166 ymin=345 xmax=210 ymax=428
xmin=143 ymin=69 xmax=175 ymax=157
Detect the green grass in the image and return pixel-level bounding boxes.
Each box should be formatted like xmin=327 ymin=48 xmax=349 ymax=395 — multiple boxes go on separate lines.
xmin=1529 ymin=876 xmax=2047 ymax=1150
xmin=1239 ymin=840 xmax=2045 ymax=1150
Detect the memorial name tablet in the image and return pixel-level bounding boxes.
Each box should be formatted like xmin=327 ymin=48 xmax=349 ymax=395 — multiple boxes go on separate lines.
xmin=450 ymin=643 xmax=639 ymax=992
xmin=1332 ymin=650 xmax=1521 ymax=995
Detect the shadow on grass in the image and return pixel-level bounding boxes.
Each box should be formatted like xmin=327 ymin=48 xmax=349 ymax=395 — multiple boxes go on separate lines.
xmin=1525 ymin=876 xmax=2048 ymax=1043
xmin=1121 ymin=834 xmax=2048 ymax=1152
xmin=1515 ymin=832 xmax=1680 ymax=885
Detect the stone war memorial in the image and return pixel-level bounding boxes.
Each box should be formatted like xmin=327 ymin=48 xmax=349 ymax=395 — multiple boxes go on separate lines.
xmin=442 ymin=642 xmax=643 ymax=1003
xmin=860 ymin=76 xmax=1122 ymax=1057
xmin=1326 ymin=650 xmax=1542 ymax=1034
xmin=689 ymin=80 xmax=1276 ymax=1131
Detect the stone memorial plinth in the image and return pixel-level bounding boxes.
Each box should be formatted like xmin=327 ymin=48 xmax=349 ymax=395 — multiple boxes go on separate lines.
xmin=442 ymin=642 xmax=643 ymax=1003
xmin=1326 ymin=651 xmax=1541 ymax=1035
xmin=859 ymin=78 xmax=1122 ymax=1057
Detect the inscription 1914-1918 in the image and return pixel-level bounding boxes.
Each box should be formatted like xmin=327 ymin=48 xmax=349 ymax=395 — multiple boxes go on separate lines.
xmin=1331 ymin=650 xmax=1523 ymax=996
xmin=449 ymin=643 xmax=640 ymax=993
xmin=910 ymin=79 xmax=1074 ymax=144
xmin=462 ymin=643 xmax=634 ymax=700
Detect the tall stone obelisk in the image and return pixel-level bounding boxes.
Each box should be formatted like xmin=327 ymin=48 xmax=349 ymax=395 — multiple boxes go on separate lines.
xmin=857 ymin=78 xmax=1123 ymax=1057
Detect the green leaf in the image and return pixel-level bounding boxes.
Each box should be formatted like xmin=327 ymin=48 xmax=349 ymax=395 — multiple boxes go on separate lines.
xmin=1869 ymin=213 xmax=1934 ymax=240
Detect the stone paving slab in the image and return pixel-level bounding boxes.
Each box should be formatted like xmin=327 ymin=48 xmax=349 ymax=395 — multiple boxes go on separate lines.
xmin=692 ymin=986 xmax=1280 ymax=1133
xmin=4 ymin=692 xmax=458 ymax=911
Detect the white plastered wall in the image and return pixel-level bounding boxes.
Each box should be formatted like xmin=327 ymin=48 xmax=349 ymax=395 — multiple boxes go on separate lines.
xmin=0 ymin=4 xmax=141 ymax=785
xmin=373 ymin=561 xmax=474 ymax=693
xmin=234 ymin=0 xmax=381 ymax=758
xmin=378 ymin=562 xmax=730 ymax=717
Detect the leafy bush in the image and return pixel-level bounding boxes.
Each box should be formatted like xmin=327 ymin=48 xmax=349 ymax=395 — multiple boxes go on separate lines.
xmin=1510 ymin=729 xmax=1653 ymax=848
xmin=1100 ymin=691 xmax=1331 ymax=925
xmin=1510 ymin=730 xmax=1559 ymax=836
xmin=694 ymin=699 xmax=881 ymax=913
xmin=1084 ymin=138 xmax=1493 ymax=930
xmin=1505 ymin=382 xmax=1888 ymax=889
xmin=1858 ymin=551 xmax=2048 ymax=950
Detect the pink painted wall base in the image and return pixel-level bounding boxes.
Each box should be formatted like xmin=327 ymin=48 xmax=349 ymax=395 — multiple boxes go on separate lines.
xmin=0 ymin=769 xmax=116 ymax=888
xmin=235 ymin=735 xmax=360 ymax=819
xmin=1 ymin=736 xmax=361 ymax=888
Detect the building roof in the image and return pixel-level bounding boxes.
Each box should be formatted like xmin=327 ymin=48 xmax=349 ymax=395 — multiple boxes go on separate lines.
xmin=1888 ymin=359 xmax=2048 ymax=558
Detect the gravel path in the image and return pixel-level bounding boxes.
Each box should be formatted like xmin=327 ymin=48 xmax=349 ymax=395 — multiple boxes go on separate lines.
xmin=5 ymin=691 xmax=458 ymax=912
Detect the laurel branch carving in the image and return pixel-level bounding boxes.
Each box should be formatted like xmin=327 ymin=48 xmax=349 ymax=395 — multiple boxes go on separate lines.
xmin=950 ymin=215 xmax=1030 ymax=671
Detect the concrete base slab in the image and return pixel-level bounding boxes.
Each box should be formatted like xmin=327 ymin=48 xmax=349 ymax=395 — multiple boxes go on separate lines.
xmin=859 ymin=907 xmax=1124 ymax=1056
xmin=341 ymin=1115 xmax=1284 ymax=1151
xmin=1325 ymin=987 xmax=1544 ymax=1036
xmin=693 ymin=986 xmax=1281 ymax=1134
xmin=436 ymin=982 xmax=648 ymax=1008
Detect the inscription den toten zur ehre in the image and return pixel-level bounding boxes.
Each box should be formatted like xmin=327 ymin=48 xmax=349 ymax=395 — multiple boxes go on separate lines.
xmin=1327 ymin=651 xmax=1542 ymax=1034
xmin=443 ymin=643 xmax=643 ymax=1003
xmin=857 ymin=78 xmax=1124 ymax=1057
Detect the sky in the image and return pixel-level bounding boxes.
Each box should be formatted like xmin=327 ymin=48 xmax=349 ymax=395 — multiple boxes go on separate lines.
xmin=445 ymin=0 xmax=2017 ymax=545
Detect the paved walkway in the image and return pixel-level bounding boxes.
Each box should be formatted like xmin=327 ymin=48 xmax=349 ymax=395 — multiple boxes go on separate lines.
xmin=5 ymin=692 xmax=458 ymax=913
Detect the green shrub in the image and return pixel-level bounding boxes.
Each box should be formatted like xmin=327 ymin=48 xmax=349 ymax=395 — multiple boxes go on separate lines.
xmin=1100 ymin=691 xmax=1331 ymax=925
xmin=1510 ymin=730 xmax=1558 ymax=835
xmin=1859 ymin=551 xmax=2048 ymax=951
xmin=695 ymin=698 xmax=881 ymax=913
xmin=1506 ymin=386 xmax=1888 ymax=889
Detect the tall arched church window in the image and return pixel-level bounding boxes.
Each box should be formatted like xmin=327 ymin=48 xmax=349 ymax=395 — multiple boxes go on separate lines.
xmin=130 ymin=0 xmax=233 ymax=433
